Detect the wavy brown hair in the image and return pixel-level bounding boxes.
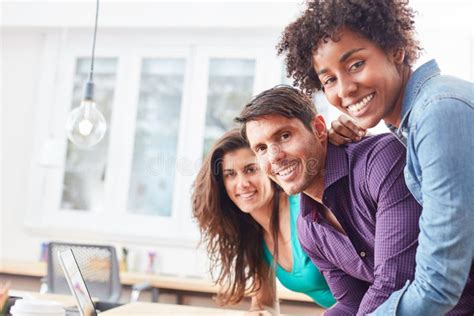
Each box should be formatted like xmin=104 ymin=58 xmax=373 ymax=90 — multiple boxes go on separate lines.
xmin=277 ymin=0 xmax=422 ymax=95
xmin=192 ymin=129 xmax=281 ymax=305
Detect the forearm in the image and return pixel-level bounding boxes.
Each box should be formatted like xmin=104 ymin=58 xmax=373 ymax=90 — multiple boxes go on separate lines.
xmin=248 ymin=295 xmax=279 ymax=316
xmin=362 ymin=186 xmax=420 ymax=312
xmin=395 ymin=202 xmax=473 ymax=315
xmin=299 ymin=242 xmax=367 ymax=314
xmin=246 ymin=298 xmax=274 ymax=316
xmin=249 ymin=296 xmax=262 ymax=311
xmin=356 ymin=234 xmax=419 ymax=315
xmin=248 ymin=272 xmax=279 ymax=315
xmin=356 ymin=266 xmax=414 ymax=316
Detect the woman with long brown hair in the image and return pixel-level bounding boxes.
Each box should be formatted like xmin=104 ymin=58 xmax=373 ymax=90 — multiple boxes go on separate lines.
xmin=192 ymin=129 xmax=335 ymax=314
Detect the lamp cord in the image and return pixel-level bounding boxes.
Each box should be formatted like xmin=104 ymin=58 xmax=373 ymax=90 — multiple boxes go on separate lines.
xmin=89 ymin=0 xmax=99 ymax=82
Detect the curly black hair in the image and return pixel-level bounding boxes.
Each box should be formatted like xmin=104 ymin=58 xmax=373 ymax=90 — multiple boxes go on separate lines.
xmin=277 ymin=0 xmax=421 ymax=95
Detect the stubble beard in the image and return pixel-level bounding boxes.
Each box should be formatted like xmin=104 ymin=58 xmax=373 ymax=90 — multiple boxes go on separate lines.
xmin=280 ymin=166 xmax=316 ymax=196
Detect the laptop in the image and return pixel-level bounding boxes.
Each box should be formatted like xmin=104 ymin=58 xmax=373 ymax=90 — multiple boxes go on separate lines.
xmin=58 ymin=249 xmax=121 ymax=316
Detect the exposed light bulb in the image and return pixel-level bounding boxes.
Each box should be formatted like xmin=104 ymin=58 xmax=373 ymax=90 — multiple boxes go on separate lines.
xmin=65 ymin=0 xmax=105 ymax=150
xmin=78 ymin=117 xmax=94 ymax=136
xmin=65 ymin=81 xmax=107 ymax=149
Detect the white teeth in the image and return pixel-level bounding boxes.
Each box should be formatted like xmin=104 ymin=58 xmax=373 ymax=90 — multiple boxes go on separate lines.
xmin=347 ymin=93 xmax=374 ymax=113
xmin=239 ymin=192 xmax=256 ymax=199
xmin=277 ymin=162 xmax=297 ymax=177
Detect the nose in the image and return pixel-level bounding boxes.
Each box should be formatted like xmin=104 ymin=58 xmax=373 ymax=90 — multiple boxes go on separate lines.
xmin=337 ymin=75 xmax=357 ymax=99
xmin=268 ymin=144 xmax=285 ymax=164
xmin=236 ymin=174 xmax=250 ymax=189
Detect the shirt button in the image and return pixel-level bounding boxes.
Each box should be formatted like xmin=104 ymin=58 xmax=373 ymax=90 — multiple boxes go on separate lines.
xmin=359 ymin=251 xmax=366 ymax=258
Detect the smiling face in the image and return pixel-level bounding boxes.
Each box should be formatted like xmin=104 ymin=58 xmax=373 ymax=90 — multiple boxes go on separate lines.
xmin=222 ymin=148 xmax=273 ymax=214
xmin=245 ymin=114 xmax=327 ymax=197
xmin=312 ymin=28 xmax=407 ymax=128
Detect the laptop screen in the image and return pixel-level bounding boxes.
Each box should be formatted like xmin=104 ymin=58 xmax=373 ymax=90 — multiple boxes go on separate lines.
xmin=58 ymin=249 xmax=97 ymax=316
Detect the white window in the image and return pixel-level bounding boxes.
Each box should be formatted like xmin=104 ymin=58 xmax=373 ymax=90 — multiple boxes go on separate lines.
xmin=203 ymin=58 xmax=256 ymax=154
xmin=27 ymin=31 xmax=282 ymax=245
xmin=127 ymin=58 xmax=186 ymax=217
xmin=61 ymin=58 xmax=117 ymax=212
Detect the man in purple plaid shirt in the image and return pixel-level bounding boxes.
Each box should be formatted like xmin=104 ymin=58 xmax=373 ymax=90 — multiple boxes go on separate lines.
xmin=236 ymin=85 xmax=422 ymax=315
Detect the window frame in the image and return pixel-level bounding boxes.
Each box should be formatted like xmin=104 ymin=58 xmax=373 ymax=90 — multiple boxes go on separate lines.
xmin=26 ymin=29 xmax=282 ymax=245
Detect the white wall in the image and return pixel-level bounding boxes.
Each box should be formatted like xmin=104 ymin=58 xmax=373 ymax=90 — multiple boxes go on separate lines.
xmin=1 ymin=29 xmax=44 ymax=261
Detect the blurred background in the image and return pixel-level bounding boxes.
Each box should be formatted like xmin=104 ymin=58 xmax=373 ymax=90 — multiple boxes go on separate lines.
xmin=1 ymin=0 xmax=473 ymax=310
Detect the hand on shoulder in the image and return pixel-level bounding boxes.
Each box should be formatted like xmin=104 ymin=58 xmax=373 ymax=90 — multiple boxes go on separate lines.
xmin=328 ymin=114 xmax=366 ymax=145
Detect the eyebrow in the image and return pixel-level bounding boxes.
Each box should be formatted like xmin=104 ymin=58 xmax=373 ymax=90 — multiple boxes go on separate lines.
xmin=223 ymin=162 xmax=256 ymax=173
xmin=316 ymin=47 xmax=365 ymax=75
xmin=251 ymin=127 xmax=287 ymax=151
xmin=340 ymin=48 xmax=365 ymax=62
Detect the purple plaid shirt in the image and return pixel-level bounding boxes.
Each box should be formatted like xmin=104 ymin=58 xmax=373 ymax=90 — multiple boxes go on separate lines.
xmin=297 ymin=134 xmax=422 ymax=315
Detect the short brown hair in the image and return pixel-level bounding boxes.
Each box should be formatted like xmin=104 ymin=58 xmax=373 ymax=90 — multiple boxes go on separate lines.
xmin=235 ymin=85 xmax=317 ymax=139
xmin=277 ymin=0 xmax=421 ymax=95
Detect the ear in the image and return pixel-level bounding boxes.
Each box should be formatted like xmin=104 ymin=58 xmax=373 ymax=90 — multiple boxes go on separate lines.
xmin=311 ymin=114 xmax=327 ymax=142
xmin=391 ymin=48 xmax=405 ymax=64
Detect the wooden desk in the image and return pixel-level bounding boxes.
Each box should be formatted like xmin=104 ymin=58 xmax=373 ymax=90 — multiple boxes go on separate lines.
xmin=0 ymin=260 xmax=313 ymax=303
xmin=101 ymin=302 xmax=245 ymax=315
xmin=9 ymin=291 xmax=246 ymax=315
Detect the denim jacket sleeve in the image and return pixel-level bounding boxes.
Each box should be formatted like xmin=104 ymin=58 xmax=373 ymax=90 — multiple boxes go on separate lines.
xmin=370 ymin=97 xmax=474 ymax=315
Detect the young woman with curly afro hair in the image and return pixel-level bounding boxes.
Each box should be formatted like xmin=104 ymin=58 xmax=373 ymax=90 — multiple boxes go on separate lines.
xmin=278 ymin=1 xmax=474 ymax=315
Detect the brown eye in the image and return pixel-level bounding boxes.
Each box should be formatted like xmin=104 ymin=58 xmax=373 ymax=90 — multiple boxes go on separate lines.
xmin=246 ymin=165 xmax=259 ymax=174
xmin=323 ymin=76 xmax=336 ymax=87
xmin=349 ymin=60 xmax=364 ymax=71
xmin=281 ymin=132 xmax=290 ymax=140
xmin=255 ymin=145 xmax=267 ymax=155
xmin=223 ymin=171 xmax=236 ymax=178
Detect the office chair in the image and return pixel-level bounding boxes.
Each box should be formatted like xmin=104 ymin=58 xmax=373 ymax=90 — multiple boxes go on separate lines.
xmin=44 ymin=242 xmax=122 ymax=303
xmin=41 ymin=242 xmax=157 ymax=303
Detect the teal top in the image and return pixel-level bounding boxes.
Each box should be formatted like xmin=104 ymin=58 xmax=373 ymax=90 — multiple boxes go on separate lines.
xmin=263 ymin=195 xmax=336 ymax=308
